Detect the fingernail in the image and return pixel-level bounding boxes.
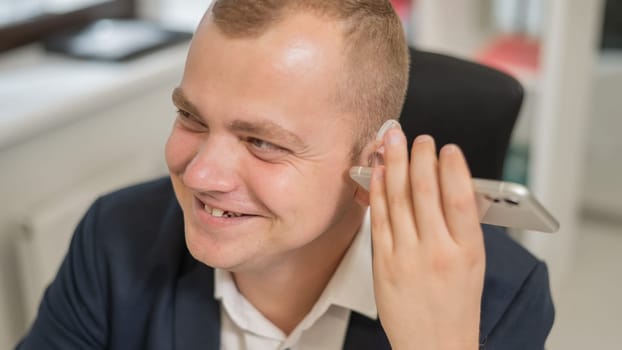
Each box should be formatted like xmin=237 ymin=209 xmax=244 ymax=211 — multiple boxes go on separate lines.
xmin=441 ymin=144 xmax=460 ymax=155
xmin=386 ymin=129 xmax=402 ymax=145
xmin=414 ymin=134 xmax=433 ymax=144
xmin=376 ymin=119 xmax=401 ymax=141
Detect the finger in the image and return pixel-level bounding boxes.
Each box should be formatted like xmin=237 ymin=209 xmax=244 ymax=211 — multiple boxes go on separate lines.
xmin=369 ymin=166 xmax=393 ymax=253
xmin=382 ymin=128 xmax=418 ymax=247
xmin=438 ymin=144 xmax=483 ymax=246
xmin=409 ymin=135 xmax=450 ymax=243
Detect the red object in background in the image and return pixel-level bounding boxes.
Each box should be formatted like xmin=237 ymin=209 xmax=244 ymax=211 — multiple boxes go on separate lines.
xmin=478 ymin=34 xmax=541 ymax=77
xmin=390 ymin=0 xmax=413 ymax=20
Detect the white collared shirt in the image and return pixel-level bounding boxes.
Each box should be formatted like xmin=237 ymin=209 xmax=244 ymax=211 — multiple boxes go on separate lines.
xmin=214 ymin=210 xmax=377 ymax=350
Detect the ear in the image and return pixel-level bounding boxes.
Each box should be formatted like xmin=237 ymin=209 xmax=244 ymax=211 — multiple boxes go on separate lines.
xmin=352 ymin=139 xmax=382 ymax=207
xmin=354 ymin=186 xmax=370 ymax=206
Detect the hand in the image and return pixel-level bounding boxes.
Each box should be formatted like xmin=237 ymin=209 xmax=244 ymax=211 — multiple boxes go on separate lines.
xmin=369 ymin=128 xmax=485 ymax=350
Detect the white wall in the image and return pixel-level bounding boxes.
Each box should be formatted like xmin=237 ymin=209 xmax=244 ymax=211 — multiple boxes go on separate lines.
xmin=582 ymin=54 xmax=622 ymax=219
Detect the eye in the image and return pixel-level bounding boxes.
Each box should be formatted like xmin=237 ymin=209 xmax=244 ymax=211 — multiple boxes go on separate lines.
xmin=247 ymin=137 xmax=287 ymax=153
xmin=176 ymin=109 xmax=208 ymax=131
xmin=176 ymin=108 xmax=192 ymax=120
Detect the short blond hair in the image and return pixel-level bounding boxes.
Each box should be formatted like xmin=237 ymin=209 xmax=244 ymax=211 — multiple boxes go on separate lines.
xmin=210 ymin=0 xmax=410 ymax=156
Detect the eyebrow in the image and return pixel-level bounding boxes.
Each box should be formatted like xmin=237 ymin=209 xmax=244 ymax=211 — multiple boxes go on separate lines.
xmin=172 ymin=87 xmax=201 ymax=117
xmin=171 ymin=87 xmax=306 ymax=149
xmin=229 ymin=119 xmax=306 ymax=149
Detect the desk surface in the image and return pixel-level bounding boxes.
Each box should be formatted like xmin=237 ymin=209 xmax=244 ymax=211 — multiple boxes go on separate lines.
xmin=0 ymin=42 xmax=189 ymax=150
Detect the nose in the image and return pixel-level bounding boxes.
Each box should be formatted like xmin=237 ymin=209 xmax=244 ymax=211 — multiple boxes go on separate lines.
xmin=182 ymin=135 xmax=240 ymax=194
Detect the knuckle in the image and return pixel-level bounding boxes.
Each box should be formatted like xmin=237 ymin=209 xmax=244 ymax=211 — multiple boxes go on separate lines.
xmin=371 ymin=212 xmax=389 ymax=230
xmin=431 ymin=249 xmax=460 ymax=273
xmin=430 ymin=245 xmax=485 ymax=275
xmin=463 ymin=246 xmax=486 ymax=268
xmin=446 ymin=192 xmax=476 ymax=213
xmin=412 ymin=176 xmax=436 ymax=197
xmin=387 ymin=192 xmax=406 ymax=209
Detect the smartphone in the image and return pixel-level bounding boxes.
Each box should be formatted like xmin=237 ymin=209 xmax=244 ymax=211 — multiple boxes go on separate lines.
xmin=349 ymin=166 xmax=559 ymax=233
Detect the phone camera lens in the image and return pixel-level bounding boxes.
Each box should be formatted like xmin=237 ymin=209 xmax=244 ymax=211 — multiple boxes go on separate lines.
xmin=484 ymin=194 xmax=500 ymax=203
xmin=504 ymin=198 xmax=520 ymax=206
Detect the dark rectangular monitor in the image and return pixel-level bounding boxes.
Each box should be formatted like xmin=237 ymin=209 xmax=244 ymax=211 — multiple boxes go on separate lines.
xmin=0 ymin=0 xmax=136 ymax=52
xmin=603 ymin=0 xmax=622 ymax=49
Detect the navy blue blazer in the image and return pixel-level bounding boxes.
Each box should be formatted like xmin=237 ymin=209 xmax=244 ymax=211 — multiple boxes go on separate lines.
xmin=17 ymin=177 xmax=554 ymax=349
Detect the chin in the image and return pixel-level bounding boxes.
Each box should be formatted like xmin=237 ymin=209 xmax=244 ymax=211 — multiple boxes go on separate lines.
xmin=182 ymin=223 xmax=254 ymax=271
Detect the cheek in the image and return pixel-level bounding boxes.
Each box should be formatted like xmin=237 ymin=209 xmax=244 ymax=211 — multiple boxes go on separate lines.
xmin=296 ymin=159 xmax=356 ymax=217
xmin=249 ymin=159 xmax=351 ymax=226
xmin=165 ymin=127 xmax=202 ymax=174
xmin=243 ymin=162 xmax=298 ymax=206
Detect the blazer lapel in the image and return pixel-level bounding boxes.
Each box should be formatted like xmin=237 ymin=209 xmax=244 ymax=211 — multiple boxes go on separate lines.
xmin=343 ymin=311 xmax=391 ymax=350
xmin=174 ymin=256 xmax=221 ymax=349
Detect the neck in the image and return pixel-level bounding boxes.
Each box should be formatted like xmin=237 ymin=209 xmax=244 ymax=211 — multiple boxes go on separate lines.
xmin=232 ymin=205 xmax=366 ymax=335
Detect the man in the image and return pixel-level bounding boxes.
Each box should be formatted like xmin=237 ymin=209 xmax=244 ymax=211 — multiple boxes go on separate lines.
xmin=17 ymin=1 xmax=554 ymax=349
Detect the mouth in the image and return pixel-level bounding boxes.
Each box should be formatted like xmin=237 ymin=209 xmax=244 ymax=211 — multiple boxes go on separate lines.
xmin=195 ymin=196 xmax=257 ymax=219
xmin=203 ymin=203 xmax=247 ymax=218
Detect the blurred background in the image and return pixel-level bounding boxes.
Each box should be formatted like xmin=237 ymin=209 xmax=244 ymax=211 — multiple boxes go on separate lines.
xmin=0 ymin=0 xmax=620 ymax=348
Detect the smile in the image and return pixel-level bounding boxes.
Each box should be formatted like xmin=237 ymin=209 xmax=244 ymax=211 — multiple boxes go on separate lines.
xmin=203 ymin=203 xmax=245 ymax=218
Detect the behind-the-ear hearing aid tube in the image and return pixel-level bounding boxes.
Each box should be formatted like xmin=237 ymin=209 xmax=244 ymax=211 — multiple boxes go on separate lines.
xmin=375 ymin=119 xmax=401 ymax=141
xmin=349 ymin=166 xmax=374 ymax=191
xmin=349 ymin=119 xmax=400 ymax=190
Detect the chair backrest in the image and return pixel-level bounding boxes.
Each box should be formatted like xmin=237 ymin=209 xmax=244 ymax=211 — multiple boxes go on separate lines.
xmin=400 ymin=48 xmax=523 ymax=180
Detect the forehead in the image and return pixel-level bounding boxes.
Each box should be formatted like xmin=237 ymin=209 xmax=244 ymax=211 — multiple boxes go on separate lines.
xmin=178 ymin=12 xmax=361 ymax=157
xmin=182 ymin=12 xmax=348 ymax=117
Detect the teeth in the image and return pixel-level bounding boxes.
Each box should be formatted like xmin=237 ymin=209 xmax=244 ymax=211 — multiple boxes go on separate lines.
xmin=203 ymin=204 xmax=242 ymax=218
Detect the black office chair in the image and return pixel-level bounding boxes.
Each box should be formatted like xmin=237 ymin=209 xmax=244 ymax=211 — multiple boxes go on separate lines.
xmin=400 ymin=47 xmax=523 ymax=180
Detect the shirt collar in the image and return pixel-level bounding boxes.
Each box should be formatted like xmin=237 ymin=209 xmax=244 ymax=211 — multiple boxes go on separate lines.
xmin=323 ymin=208 xmax=377 ymax=319
xmin=215 ymin=266 xmax=286 ymax=339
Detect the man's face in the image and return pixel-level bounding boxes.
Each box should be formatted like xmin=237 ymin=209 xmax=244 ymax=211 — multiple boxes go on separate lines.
xmin=166 ymin=13 xmax=366 ymax=272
